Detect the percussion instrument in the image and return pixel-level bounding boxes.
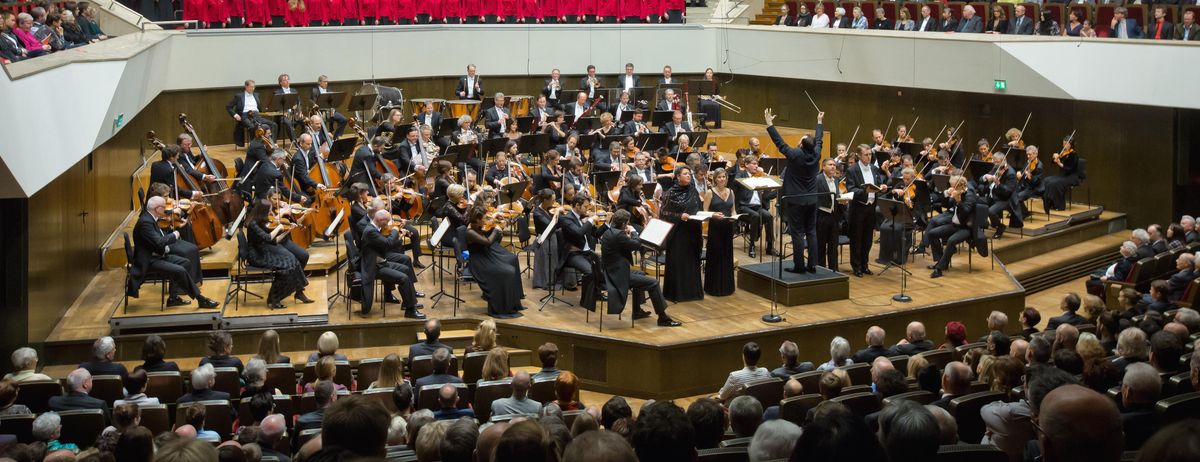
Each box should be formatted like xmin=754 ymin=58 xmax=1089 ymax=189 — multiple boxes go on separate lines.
xmin=446 ymin=100 xmax=481 ymax=121
xmin=355 ymin=83 xmax=405 ymax=123
xmin=505 ymin=95 xmax=533 ymax=118
xmin=410 ymin=98 xmax=447 ymax=117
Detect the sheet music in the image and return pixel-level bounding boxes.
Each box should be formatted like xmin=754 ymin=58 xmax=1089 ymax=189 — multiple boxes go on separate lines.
xmin=537 ymin=211 xmax=560 ymax=244
xmin=735 ymin=176 xmax=783 ymax=189
xmin=429 ymin=218 xmax=451 ymax=248
xmin=640 ymin=218 xmax=675 ymax=248
xmin=694 ymin=211 xmax=741 ymax=221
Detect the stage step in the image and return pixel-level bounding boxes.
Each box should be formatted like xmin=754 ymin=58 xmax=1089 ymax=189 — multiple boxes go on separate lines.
xmin=1004 ymin=231 xmax=1126 ymax=295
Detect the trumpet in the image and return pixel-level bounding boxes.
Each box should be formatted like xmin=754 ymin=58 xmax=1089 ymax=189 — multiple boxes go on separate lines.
xmin=699 ymin=94 xmax=742 ymax=114
xmin=587 ymin=75 xmax=599 ymax=88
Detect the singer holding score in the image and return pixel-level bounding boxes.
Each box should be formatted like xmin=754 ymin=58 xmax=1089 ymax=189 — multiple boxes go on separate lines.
xmin=765 ymin=108 xmax=824 ymax=273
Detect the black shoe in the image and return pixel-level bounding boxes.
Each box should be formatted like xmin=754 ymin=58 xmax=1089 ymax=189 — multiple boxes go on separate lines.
xmin=747 ymin=244 xmax=756 ymax=258
xmin=167 ymin=296 xmax=190 ymax=307
xmin=413 ymin=260 xmax=427 ymax=269
xmin=268 ymin=301 xmax=286 ymax=309
xmin=862 ymin=268 xmax=874 ymax=275
xmin=384 ymin=294 xmax=402 ymax=304
xmin=405 ymin=308 xmax=426 ymax=319
xmin=784 ymin=266 xmax=805 ymax=274
xmin=930 ymin=269 xmax=944 ymax=279
xmin=926 ymin=264 xmax=939 ymax=270
xmin=765 ymin=246 xmax=777 ymax=256
xmin=197 ymin=296 xmax=219 ymax=309
xmin=853 ymin=270 xmax=864 ymax=278
xmin=295 ymin=292 xmax=314 ymax=304
xmin=658 ymin=317 xmax=683 ymax=327
xmin=992 ymin=225 xmax=1005 ymax=240
xmin=564 ymin=286 xmax=579 ymax=292
xmin=806 ymin=266 xmax=818 ymax=273
xmin=633 ymin=309 xmax=652 ymax=320
xmin=415 ymin=292 xmax=426 ymax=298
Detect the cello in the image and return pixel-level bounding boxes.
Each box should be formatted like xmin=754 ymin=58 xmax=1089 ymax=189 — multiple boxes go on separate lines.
xmin=303 ymin=137 xmax=351 ymax=237
xmin=147 ymin=131 xmax=222 ymax=251
xmin=179 ymin=113 xmax=245 ymax=224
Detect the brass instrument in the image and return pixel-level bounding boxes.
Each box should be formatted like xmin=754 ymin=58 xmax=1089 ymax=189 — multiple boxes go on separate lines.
xmin=587 ymin=75 xmax=599 ymax=88
xmin=698 ymin=94 xmax=742 ymax=114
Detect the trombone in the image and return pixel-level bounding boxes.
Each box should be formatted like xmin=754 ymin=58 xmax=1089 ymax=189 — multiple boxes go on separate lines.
xmin=699 ymin=94 xmax=742 ymax=114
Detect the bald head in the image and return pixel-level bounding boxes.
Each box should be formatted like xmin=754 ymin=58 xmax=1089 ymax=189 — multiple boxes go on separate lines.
xmin=373 ymin=209 xmax=392 ymax=226
xmin=783 ymin=379 xmax=803 ymax=398
xmin=1163 ymin=322 xmax=1189 ymax=341
xmin=175 ymin=424 xmax=198 ymax=439
xmin=942 ymin=361 xmax=971 ymax=396
xmin=512 ymin=371 xmax=532 ymax=398
xmin=871 ymin=356 xmax=895 ymax=383
xmin=1010 ymin=339 xmax=1029 ymax=363
xmin=439 ymin=383 xmax=460 ymax=409
xmin=1039 ymin=385 xmax=1123 ymax=462
xmin=261 ymin=414 xmax=286 ymax=443
xmin=907 ymin=322 xmax=927 ymax=342
xmin=866 ymin=326 xmax=885 ymax=346
xmin=475 ymin=422 xmax=510 ymax=462
xmin=1055 ymin=324 xmax=1079 ymax=351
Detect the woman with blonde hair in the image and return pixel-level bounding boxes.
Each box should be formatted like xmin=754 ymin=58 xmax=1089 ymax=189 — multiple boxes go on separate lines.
xmin=255 ymin=330 xmax=290 ymax=364
xmin=1075 ymin=333 xmax=1106 ymax=363
xmin=906 ymin=354 xmax=929 ymax=380
xmin=1081 ymin=294 xmax=1106 ymax=321
xmin=304 ymin=355 xmax=346 ymax=393
xmin=479 ymin=348 xmax=510 ymax=384
xmin=468 ymin=319 xmax=498 ymax=353
xmin=369 ymin=353 xmax=404 ymax=390
xmin=307 ymin=331 xmax=347 ymax=363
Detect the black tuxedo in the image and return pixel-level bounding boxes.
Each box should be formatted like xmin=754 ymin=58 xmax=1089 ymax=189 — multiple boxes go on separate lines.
xmin=617 ymin=74 xmax=640 ymax=91
xmin=815 ymin=173 xmax=844 ymax=270
xmin=150 ymin=160 xmax=204 ymax=200
xmin=530 ymin=105 xmax=554 ymax=123
xmin=226 ymin=91 xmax=277 ymax=146
xmin=414 ymin=111 xmax=443 ymax=135
xmin=455 ymin=75 xmax=483 ymax=100
xmin=1016 ymin=160 xmax=1044 ymax=204
xmin=79 ymin=360 xmax=130 ymax=381
xmin=359 ymin=222 xmax=418 ymax=314
xmin=289 ymin=146 xmax=320 ymax=192
xmin=622 ymin=119 xmax=650 ymax=137
xmin=252 ymin=161 xmax=302 ymax=203
xmin=600 ymin=227 xmax=667 ymax=317
xmin=844 ymin=162 xmax=888 ymax=272
xmin=978 ymin=165 xmax=1022 ymax=231
xmin=483 ymin=106 xmax=511 ymax=138
xmin=770 ymin=124 xmax=822 ymax=270
xmin=928 ymin=189 xmax=978 ymax=271
xmin=916 ymin=16 xmax=938 ymax=31
xmin=346 ymin=145 xmax=381 ymax=195
xmin=660 ymin=121 xmax=692 ymax=140
xmin=559 ymin=211 xmax=600 ymax=309
xmin=564 ymin=101 xmax=592 ymax=122
xmin=128 ymin=211 xmax=203 ymax=299
xmin=309 ymin=87 xmax=348 ymax=138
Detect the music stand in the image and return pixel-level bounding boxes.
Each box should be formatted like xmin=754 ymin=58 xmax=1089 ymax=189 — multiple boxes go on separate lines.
xmin=517 ymin=133 xmax=549 ymax=155
xmin=313 ymin=91 xmax=345 ymax=110
xmin=515 ymin=116 xmax=536 ymax=134
xmin=438 ymin=119 xmax=459 ymax=137
xmin=498 ymin=181 xmax=528 ymax=250
xmin=572 ymin=116 xmax=599 ymax=133
xmin=481 ymin=137 xmax=508 ymax=160
xmin=618 ymin=110 xmax=635 ymax=124
xmin=439 ymin=147 xmax=466 ymax=175
xmin=968 ymin=160 xmax=994 ymax=183
xmin=1003 ymin=148 xmax=1026 ymax=170
xmin=576 ymin=134 xmax=597 ymax=154
xmin=758 ymin=157 xmax=787 ymax=177
xmin=929 ymin=174 xmax=951 ymax=192
xmin=709 ymin=160 xmax=730 ymax=171
xmin=636 ymin=132 xmax=669 ymax=152
xmin=682 ymin=131 xmax=708 ymax=149
xmin=651 ymin=110 xmax=674 ymax=127
xmin=873 ymin=150 xmax=893 ymax=168
xmin=323 ymin=210 xmax=351 ymax=312
xmin=897 ymin=142 xmax=924 ymax=158
xmin=348 ymin=93 xmax=376 ymax=113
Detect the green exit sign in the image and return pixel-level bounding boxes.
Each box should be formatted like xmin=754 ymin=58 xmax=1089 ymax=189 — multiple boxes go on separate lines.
xmin=994 ymin=80 xmax=1007 ymax=91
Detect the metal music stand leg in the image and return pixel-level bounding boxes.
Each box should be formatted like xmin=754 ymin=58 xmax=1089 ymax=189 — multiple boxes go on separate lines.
xmin=326 ymin=232 xmax=349 ymax=310
xmin=539 ymin=261 xmax=573 ymax=311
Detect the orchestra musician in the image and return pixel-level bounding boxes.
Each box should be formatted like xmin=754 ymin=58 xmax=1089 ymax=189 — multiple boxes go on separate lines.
xmin=656 ymin=88 xmax=684 ymax=112
xmin=483 ymin=92 xmax=512 ymax=139
xmin=305 ymin=114 xmax=333 ymax=156
xmin=533 ymin=150 xmax=564 ymax=195
xmin=918 ymin=137 xmax=937 ymax=176
xmin=559 ymin=194 xmax=602 ymax=307
xmin=660 ymin=110 xmax=692 ymax=141
xmin=660 ymin=166 xmax=705 ymax=302
xmin=564 ymin=158 xmax=588 ymax=193
xmin=274 ymin=73 xmax=303 ymax=142
xmin=691 ymin=162 xmax=710 ymax=194
xmin=702 ymin=168 xmax=736 ymax=296
xmin=311 ymin=75 xmax=347 ymax=138
xmin=531 ymin=95 xmax=554 ymax=123
xmin=893 ymin=124 xmax=914 ymax=145
xmin=869 ymin=128 xmax=890 ymax=166
xmin=832 ymin=142 xmax=851 ymax=173
xmin=429 ymin=160 xmax=455 ymax=201
xmin=580 ymin=65 xmax=604 ymax=109
xmin=388 ymin=126 xmax=424 ymax=176
xmin=622 ymin=109 xmax=650 ymax=137
xmin=927 ymin=175 xmax=976 ymax=279
xmin=590 ymin=114 xmax=619 ymax=171
xmin=1042 ymin=137 xmax=1080 ymax=214
xmin=610 ymin=90 xmax=636 ymax=126
xmin=845 ymin=144 xmax=889 ymax=277
xmin=129 ymin=196 xmax=220 ymax=308
xmin=176 ymin=133 xmax=201 ymax=168
xmin=465 ymin=205 xmax=526 ymax=318
xmin=733 ymin=155 xmax=775 ymax=258
xmin=375 ymin=175 xmax=426 ymax=268
xmin=815 ymin=159 xmax=844 ymax=271
xmin=360 ymin=209 xmax=425 ymax=319
xmin=434 ymin=184 xmax=471 ymax=248
xmin=245 ymin=199 xmax=312 ymax=308
xmin=543 ymin=69 xmax=564 ymax=108
xmin=1015 ymin=145 xmax=1044 ymax=215
xmin=698 ymin=68 xmax=722 ymax=129
xmin=346 ymin=183 xmax=372 ymax=244
xmin=974 ymin=138 xmax=992 ymax=163
xmin=253 ymin=150 xmax=307 ymax=203
xmin=289 ymin=133 xmax=326 ymax=194
xmin=150 ymin=145 xmax=210 ymax=201
xmin=627 ymin=152 xmax=656 ymax=185
xmin=531 ymin=189 xmax=571 ymax=290
xmin=555 ymin=132 xmax=580 ymax=161
xmin=565 ymin=91 xmax=592 ymax=124
xmin=455 ymin=64 xmax=483 ymax=100
xmin=601 ymin=209 xmax=681 ymax=326
xmin=657 ymin=65 xmax=676 ymax=85
xmin=227 ymin=80 xmax=278 ymax=147
xmin=415 ymin=102 xmax=443 ymax=137
xmin=347 ymin=137 xmax=387 ymax=195
xmin=616 ymin=173 xmax=653 ymax=230
xmin=977 ymin=152 xmax=1022 ymax=239
xmin=735 ymin=137 xmax=764 ymax=162
xmin=486 ymin=149 xmax=521 ymax=187
xmin=1004 ymin=128 xmax=1025 ymax=150
xmin=879 ymin=167 xmax=919 ymax=265
xmin=768 ymin=109 xmax=824 ymax=273
xmin=619 ymin=62 xmax=640 ymax=91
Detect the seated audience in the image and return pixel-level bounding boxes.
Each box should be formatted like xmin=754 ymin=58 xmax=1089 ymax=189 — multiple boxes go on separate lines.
xmin=387 ymin=382 xmax=413 ymax=445
xmin=79 ymin=336 xmax=129 ymax=381
xmin=491 ymin=371 xmax=541 ymax=417
xmin=816 ymin=336 xmax=852 ymax=371
xmin=5 ymin=347 xmax=52 ymax=382
xmin=184 ymin=402 xmax=221 ymax=441
xmin=877 ymin=400 xmax=941 ymax=462
xmin=728 ymin=395 xmax=763 ymax=438
xmin=772 ymin=340 xmax=815 ymax=378
xmin=304 ymin=355 xmax=347 ymax=393
xmin=179 ymin=364 xmax=231 ymax=404
xmin=717 ymin=342 xmax=771 ymax=402
xmin=763 ymin=378 xmax=803 ymax=421
xmin=1149 ymin=330 xmax=1184 ymax=373
xmin=941 ymin=321 xmax=968 ymax=349
xmin=139 ymin=335 xmax=180 ymax=373
xmin=1038 ymin=385 xmax=1123 ymax=462
xmin=199 ymin=330 xmax=245 ymax=374
xmin=533 ymin=342 xmax=561 ymax=381
xmin=32 ymin=412 xmax=79 ymax=454
xmin=687 ymin=398 xmax=727 ymax=450
xmin=432 ymin=383 xmax=474 ymax=420
xmin=1046 ymin=292 xmax=1087 ymax=330
xmin=409 ymin=320 xmax=453 ymax=365
xmin=369 ymin=353 xmax=405 ymax=390
xmin=1113 ymin=327 xmax=1150 ymax=375
xmin=258 ymin=414 xmax=290 ymax=462
xmin=0 ymin=379 xmax=31 ymax=416
xmin=320 ymin=395 xmax=391 ymax=459
xmin=49 ymin=368 xmax=109 ymax=419
xmin=114 ymin=369 xmax=158 ymax=407
xmin=297 ymin=380 xmax=337 ymax=433
xmin=553 ymin=371 xmax=582 ymax=410
xmin=480 ymin=347 xmax=512 ymax=383
xmin=888 ymin=321 xmax=935 ymax=355
xmin=415 ymin=347 xmax=464 ymax=390
xmin=631 ymin=401 xmax=695 ymax=462
xmin=254 ymin=329 xmax=291 ymax=364
xmin=308 ymin=331 xmax=348 ymax=363
xmin=930 ymin=361 xmax=971 ymax=410
xmin=1120 ymin=363 xmax=1162 ymax=450
xmin=851 ymin=327 xmax=890 ymax=365
xmin=748 ymin=420 xmax=801 ymax=461
xmin=467 ymin=319 xmax=499 ymax=353
xmin=1018 ymin=307 xmax=1041 ymax=338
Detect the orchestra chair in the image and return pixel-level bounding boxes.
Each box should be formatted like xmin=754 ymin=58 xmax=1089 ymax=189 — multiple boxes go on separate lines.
xmin=212 ymin=367 xmax=242 ymax=400
xmin=226 ymin=229 xmax=274 ymax=311
xmin=696 ymin=447 xmax=750 ymax=462
xmin=965 ymin=204 xmax=995 ymax=273
xmin=949 ymin=391 xmax=1007 ymax=443
xmin=146 ymin=371 xmax=185 ymax=404
xmin=460 ymin=351 xmax=490 ymax=387
xmin=16 ymin=380 xmax=63 ymax=413
xmin=829 ymin=392 xmax=881 ymax=417
xmin=472 ymin=378 xmax=513 ymax=422
xmin=89 ymin=375 xmax=125 ymax=407
xmin=593 ymin=267 xmax=633 ymax=332
xmin=882 ymin=390 xmax=936 ymax=407
xmin=344 ymin=230 xmax=395 ymax=319
xmin=739 ymin=377 xmax=784 ymax=409
xmin=57 ymin=409 xmax=107 ymax=447
xmin=779 ymin=394 xmax=822 ymax=425
xmin=935 ymin=444 xmax=1009 ymax=462
xmin=139 ymin=404 xmax=171 ymax=435
xmin=363 ymin=387 xmax=399 ymax=413
xmin=264 ymin=364 xmax=299 ymax=395
xmin=356 ymin=358 xmax=384 ymax=388
xmin=409 ymin=355 xmax=459 ymax=382
xmin=451 ymin=225 xmax=476 ymax=317
xmin=123 ymin=232 xmax=169 ymax=313
xmin=0 ymin=414 xmax=35 ymax=443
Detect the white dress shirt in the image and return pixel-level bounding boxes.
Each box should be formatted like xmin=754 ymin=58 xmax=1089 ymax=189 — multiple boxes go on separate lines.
xmin=243 ymin=92 xmax=259 ymax=113
xmin=809 ymin=14 xmax=830 ymax=28
xmin=859 ymin=162 xmax=876 ymax=203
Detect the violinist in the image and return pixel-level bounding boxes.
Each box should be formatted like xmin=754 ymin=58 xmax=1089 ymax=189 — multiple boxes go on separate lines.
xmin=869 ymin=129 xmax=890 ymax=166
xmin=617 ymin=173 xmax=653 ymax=231
xmin=600 ymin=209 xmax=680 ymax=326
xmin=434 ymin=184 xmax=471 ymax=248
xmin=1004 ymin=128 xmax=1025 ymax=150
xmin=376 ymin=175 xmax=426 ymax=268
xmin=360 ymin=210 xmax=425 ymax=319
xmin=531 ymin=189 xmax=570 ymax=290
xmin=654 ymin=148 xmax=679 ymax=190
xmin=928 ymin=175 xmax=977 ymax=279
xmin=879 ymin=167 xmax=919 ymax=265
xmin=131 ymin=195 xmax=218 ymax=309
xmin=735 ymin=137 xmax=764 ymax=162
xmin=253 ymin=151 xmax=307 ymax=203
xmin=815 ymin=159 xmax=844 ymax=271
xmin=703 ymin=142 xmax=725 ymax=165
xmin=846 ymin=144 xmax=889 ymax=277
xmin=702 ymin=168 xmax=736 ymax=296
xmin=974 ymin=138 xmax=992 ymax=163
xmin=628 ymin=153 xmax=656 ymax=185
xmin=555 ymin=132 xmax=580 ymax=162
xmin=938 ymin=126 xmax=964 ymax=165
xmin=674 ymin=133 xmax=696 ymax=158
xmin=977 ymin=152 xmax=1021 ymax=239
xmin=534 ymin=150 xmax=564 ymax=195
xmin=893 ymin=124 xmax=914 ymax=145
xmin=1042 ymin=137 xmax=1080 ymax=213
xmin=832 ymin=142 xmax=851 ymax=173
xmin=1015 ymin=145 xmax=1044 ymax=214
xmin=880 ymin=149 xmax=903 ymax=182
xmin=150 ymin=145 xmax=209 ymax=201
xmin=559 ymin=194 xmax=602 ymax=308
xmin=246 ymin=199 xmax=312 ymax=308
xmin=930 ymin=151 xmax=960 ymax=177
xmin=733 ymin=155 xmax=776 ymax=258
xmin=466 ymin=205 xmax=526 ymax=318
xmin=346 ymin=183 xmax=373 ymax=244
xmin=346 ymin=137 xmax=387 ymax=195
xmin=918 ymin=137 xmax=938 ymax=177
xmin=622 ymin=109 xmax=650 ymax=137
xmin=691 ymin=162 xmax=710 ymax=194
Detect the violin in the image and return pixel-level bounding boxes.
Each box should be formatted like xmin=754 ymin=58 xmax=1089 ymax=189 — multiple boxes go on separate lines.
xmin=157 ymin=198 xmax=189 ymax=229
xmin=659 ymin=156 xmax=677 ymax=172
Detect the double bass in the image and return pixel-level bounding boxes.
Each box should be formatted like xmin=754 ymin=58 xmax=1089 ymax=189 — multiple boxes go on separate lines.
xmin=302 ymin=132 xmax=351 ymax=237
xmin=147 ymin=131 xmax=222 ymax=251
xmin=179 ymin=113 xmax=244 ymax=224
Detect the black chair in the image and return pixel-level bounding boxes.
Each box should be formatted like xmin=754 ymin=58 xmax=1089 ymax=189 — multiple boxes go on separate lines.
xmin=949 ymin=391 xmax=1007 ymax=443
xmin=123 ymin=232 xmax=168 ymax=313
xmin=145 ymin=371 xmax=185 ymax=404
xmin=739 ymin=377 xmax=784 ymax=408
xmin=791 ymin=370 xmax=823 ymax=396
xmin=1166 ymin=372 xmax=1194 ymax=397
xmin=140 ymin=404 xmax=171 ymax=435
xmin=264 ymin=364 xmax=298 ymax=395
xmin=530 ymin=376 xmax=558 ymax=404
xmin=0 ymin=414 xmax=35 ymax=443
xmin=916 ymin=349 xmax=953 ymax=370
xmin=212 ymin=367 xmax=242 ymax=400
xmin=461 ymin=351 xmax=490 ymax=385
xmin=838 ymin=363 xmax=872 ymax=386
xmin=473 ymin=379 xmax=513 ymax=421
xmin=364 ymin=386 xmax=398 ymax=414
xmin=1155 ymin=391 xmax=1200 ymax=425
xmin=89 ymin=375 xmax=125 ymax=407
xmin=779 ymin=394 xmax=822 ymax=425
xmin=356 ymin=358 xmax=384 ymax=389
xmin=16 ymin=380 xmax=62 ymax=413
xmin=299 ymin=390 xmax=351 ymax=413
xmin=237 ymin=394 xmax=297 ymax=428
xmin=224 ymin=229 xmax=273 ymax=310
xmin=410 ymin=355 xmax=460 ymax=381
xmin=562 ymin=409 xmax=586 ymax=428
xmin=829 ymin=392 xmax=881 ymax=417
xmin=935 ymin=443 xmax=1009 ymax=462
xmin=953 ymin=342 xmax=986 ymax=362
xmin=58 ymin=409 xmax=107 ymax=448
xmin=175 ymin=400 xmax=234 ymax=439
xmin=301 ymin=360 xmax=353 ymax=390
xmin=417 ymin=383 xmax=468 ymax=412
xmin=882 ymin=390 xmax=936 ymax=406
xmin=696 ymin=446 xmax=749 ymax=462
xmin=843 ymin=384 xmax=872 ymax=395
xmin=887 ymin=355 xmax=910 ymax=375
xmin=296 ymin=428 xmax=321 ymax=448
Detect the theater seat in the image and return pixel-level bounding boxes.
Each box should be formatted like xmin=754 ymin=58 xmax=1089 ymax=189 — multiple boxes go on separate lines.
xmin=418 ymin=383 xmax=468 ymax=411
xmin=839 ymin=363 xmax=871 ymax=386
xmin=882 ymin=390 xmax=935 ymax=407
xmin=176 ymin=400 xmax=234 ymax=439
xmin=936 ymin=443 xmax=1008 ymax=462
xmin=530 ymin=376 xmax=557 ymax=404
xmin=829 ymin=392 xmax=881 ymax=417
xmin=461 ymin=351 xmax=489 ymax=385
xmin=355 ymin=358 xmax=384 ymax=389
xmin=17 ymin=380 xmax=63 ymax=413
xmin=791 ymin=370 xmax=823 ymax=396
xmin=145 ymin=371 xmax=184 ymax=404
xmin=265 ymin=364 xmax=298 ymax=396
xmin=409 ymin=355 xmax=459 ymax=381
xmin=89 ymin=375 xmax=125 ymax=407
xmin=739 ymin=377 xmax=784 ymax=408
xmin=473 ymin=379 xmax=513 ymax=421
xmin=58 ymin=409 xmax=107 ymax=448
xmin=1155 ymin=391 xmax=1200 ymax=425
xmin=562 ymin=410 xmax=585 ymax=428
xmin=697 ymin=446 xmax=749 ymax=462
xmin=719 ymin=437 xmax=752 ymax=448
xmin=949 ymin=391 xmax=1006 ymax=443
xmin=140 ymin=404 xmax=171 ymax=435
xmin=916 ymin=349 xmax=953 ymax=370
xmin=364 ymin=387 xmax=399 ymax=413
xmin=887 ymin=355 xmax=909 ymax=375
xmin=779 ymin=394 xmax=822 ymax=425
xmin=212 ymin=367 xmax=242 ymax=400
xmin=953 ymin=342 xmax=985 ymax=362
xmin=0 ymin=414 xmax=35 ymax=443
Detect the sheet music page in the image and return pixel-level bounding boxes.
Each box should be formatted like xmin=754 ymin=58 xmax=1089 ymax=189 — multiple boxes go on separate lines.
xmin=640 ymin=218 xmax=675 ymax=247
xmin=736 ymin=176 xmax=782 ymax=189
xmin=537 ymin=211 xmax=560 ymax=244
xmin=429 ymin=218 xmax=452 ymax=248
xmin=690 ymin=211 xmax=716 ymax=222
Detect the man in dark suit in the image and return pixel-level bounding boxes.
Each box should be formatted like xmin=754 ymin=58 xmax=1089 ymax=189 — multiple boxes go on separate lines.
xmin=1148 ymin=224 xmax=1169 ymax=254
xmin=766 ymin=109 xmax=823 ymax=273
xmin=1165 ymin=253 xmax=1196 ymax=301
xmin=226 ymin=80 xmax=278 ymax=147
xmin=346 ymin=138 xmax=386 ymax=196
xmin=815 ymin=159 xmax=844 ymax=270
xmin=296 ymin=380 xmax=335 ymax=433
xmin=601 ymin=210 xmax=680 ymax=326
xmin=289 ymin=134 xmax=323 ymax=195
xmin=414 ymin=348 xmax=464 ymax=390
xmin=659 ymin=110 xmax=692 ymax=140
xmin=851 ymin=326 xmax=891 ymax=365
xmin=887 ymin=322 xmax=936 ymax=356
xmin=384 ymin=129 xmax=421 ymax=175
xmin=252 ymin=151 xmax=306 ymax=203
xmin=1045 ymin=293 xmax=1087 ymax=331
xmin=432 ymin=384 xmax=475 ymax=420
xmin=1110 ymin=7 xmax=1143 ymax=39
xmin=771 ymin=341 xmax=814 ymax=378
xmin=414 ymin=102 xmax=443 ymax=136
xmin=79 ymin=336 xmax=129 ymax=381
xmin=915 ymin=4 xmax=938 ymax=32
xmin=656 ymin=88 xmax=684 ymax=112
xmin=258 ymin=415 xmax=293 ymax=462
xmin=1008 ymin=5 xmax=1034 ymax=35
xmin=621 ymin=110 xmax=650 ymax=137
xmin=543 ymin=69 xmax=566 ymax=109
xmin=454 ymin=64 xmax=483 ymax=100
xmin=1131 ymin=228 xmax=1156 ymax=260
xmin=150 ymin=145 xmax=211 ymax=201
xmin=1119 ymin=363 xmax=1162 ymax=450
xmin=310 ymin=75 xmax=347 ymax=138
xmin=733 ymin=156 xmax=776 ymax=258
xmin=483 ymin=93 xmax=512 ymax=139
xmin=939 ymin=7 xmax=958 ymax=34
xmin=609 ymin=91 xmax=638 ymax=128
xmin=956 ymin=5 xmax=983 ymax=33
xmin=178 ymin=364 xmax=231 ymax=405
xmin=128 ymin=196 xmax=219 ymax=308
xmin=49 ymin=368 xmax=110 ymax=421
xmin=845 ymin=145 xmax=889 ymax=277
xmin=930 ymin=362 xmax=971 ymax=410
xmin=617 ymin=62 xmax=640 ymax=91
xmin=927 ymin=175 xmax=975 ymax=278
xmin=1148 ymin=6 xmax=1174 ymax=40
xmin=408 ymin=320 xmax=453 ymax=365
xmin=559 ymin=194 xmax=601 ymax=309
xmin=564 ymin=91 xmax=592 ymax=124
xmin=1015 ymin=146 xmax=1044 ymax=212
xmin=359 ymin=210 xmax=423 ymax=319
xmin=657 ymin=65 xmax=676 ymax=86
xmin=1175 ymin=11 xmax=1199 ymax=41
xmin=977 ymin=152 xmax=1021 ymax=239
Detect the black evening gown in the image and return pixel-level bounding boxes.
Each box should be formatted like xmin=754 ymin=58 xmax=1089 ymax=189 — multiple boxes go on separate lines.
xmin=704 ymin=190 xmax=736 ymax=296
xmin=1042 ymin=152 xmax=1080 ymax=212
xmin=246 ymin=221 xmax=305 ymax=304
xmin=466 ymin=227 xmax=525 ymax=317
xmin=661 ymin=183 xmax=705 ymax=302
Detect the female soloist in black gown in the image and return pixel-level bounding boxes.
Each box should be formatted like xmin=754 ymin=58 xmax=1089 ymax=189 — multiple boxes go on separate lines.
xmin=246 ymin=200 xmax=308 ymax=308
xmin=466 ymin=207 xmax=525 ymax=318
xmin=703 ymin=169 xmax=736 ymax=296
xmin=1042 ymin=138 xmax=1081 ymax=213
xmin=660 ymin=166 xmax=705 ymax=302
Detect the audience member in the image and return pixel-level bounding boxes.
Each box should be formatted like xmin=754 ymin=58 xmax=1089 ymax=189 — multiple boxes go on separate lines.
xmin=296 ymin=380 xmax=337 ymax=432
xmin=1136 ymin=419 xmax=1200 ymax=462
xmin=48 ymin=368 xmax=109 ymax=419
xmin=155 ymin=437 xmax=219 ymax=461
xmin=763 ymin=379 xmax=803 ymax=421
xmin=942 ymin=321 xmax=968 ymax=349
xmin=179 ymin=364 xmax=230 ymax=405
xmin=686 ymin=398 xmax=727 ymax=449
xmin=0 ymin=379 xmax=31 ymax=416
xmin=467 ymin=319 xmax=499 ymax=354
xmin=717 ymin=342 xmax=771 ymax=402
xmin=439 ymin=419 xmax=479 ymax=462
xmin=533 ymin=342 xmax=561 ymax=380
xmin=1052 ymin=348 xmax=1084 ymax=376
xmin=851 ymin=326 xmax=889 ymax=364
xmin=1149 ymin=330 xmax=1184 ymax=373
xmin=480 ymin=348 xmax=511 ymax=383
xmin=241 ymin=358 xmax=272 ymax=397
xmin=988 ymin=331 xmax=1012 ymax=356
xmin=415 ymin=420 xmax=450 ymax=462
xmin=925 ymin=405 xmax=959 ymax=446
xmin=562 ymin=429 xmax=637 ymax=462
xmin=6 ymin=347 xmax=53 ymax=382
xmin=491 ymin=371 xmax=541 ymax=416
xmin=728 ymin=395 xmax=763 ymax=438
xmin=816 ymin=336 xmax=852 ymax=371
xmin=791 ymin=403 xmax=887 ymax=460
xmin=254 ymin=329 xmax=291 ymax=364
xmin=631 ymin=401 xmax=695 ymax=462
xmin=303 ymin=355 xmax=347 ymax=393
xmin=748 ymin=420 xmax=801 ymax=462
xmin=370 ymin=353 xmax=405 ymax=390
xmin=1114 ymin=327 xmax=1149 ymax=375
xmin=184 ymin=402 xmax=221 ymax=441
xmin=387 ymin=382 xmax=414 ymax=445
xmin=139 ymin=335 xmax=180 ymax=373
xmin=115 ymin=369 xmax=158 ymax=407
xmin=1075 ymin=333 xmax=1106 ymax=363
xmin=889 ymin=322 xmax=934 ymax=355
xmin=79 ymin=336 xmax=129 ymax=381
xmin=1010 ymin=338 xmax=1029 ymax=363
xmin=1119 ymin=363 xmax=1161 ymax=450
xmin=1046 ymin=293 xmax=1087 ymax=330
xmin=199 ymin=331 xmax=244 ymax=373
xmin=930 ymin=361 xmax=970 ymax=410
xmin=772 ymin=340 xmax=814 ymax=377
xmin=307 ymin=331 xmax=348 ymax=363
xmin=877 ymin=400 xmax=940 ymax=462
xmin=495 ymin=420 xmax=555 ymax=462
xmin=416 ymin=348 xmax=464 ymax=390
xmin=409 ymin=320 xmax=452 ymax=365
xmin=601 ymin=396 xmax=632 ymax=429
xmin=258 ymin=414 xmax=290 ymax=462
xmin=32 ymin=412 xmax=79 ymax=453
xmin=1018 ymin=307 xmax=1041 ymax=338
xmin=553 ymin=371 xmax=582 ymax=410
xmin=433 ymin=383 xmax=474 ymax=420
xmin=321 ymin=395 xmax=390 ymax=458
xmin=1038 ymin=384 xmax=1123 ymax=462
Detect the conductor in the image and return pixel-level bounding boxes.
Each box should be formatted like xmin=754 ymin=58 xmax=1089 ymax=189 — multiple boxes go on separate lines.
xmin=765 ymin=108 xmax=824 ymax=273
